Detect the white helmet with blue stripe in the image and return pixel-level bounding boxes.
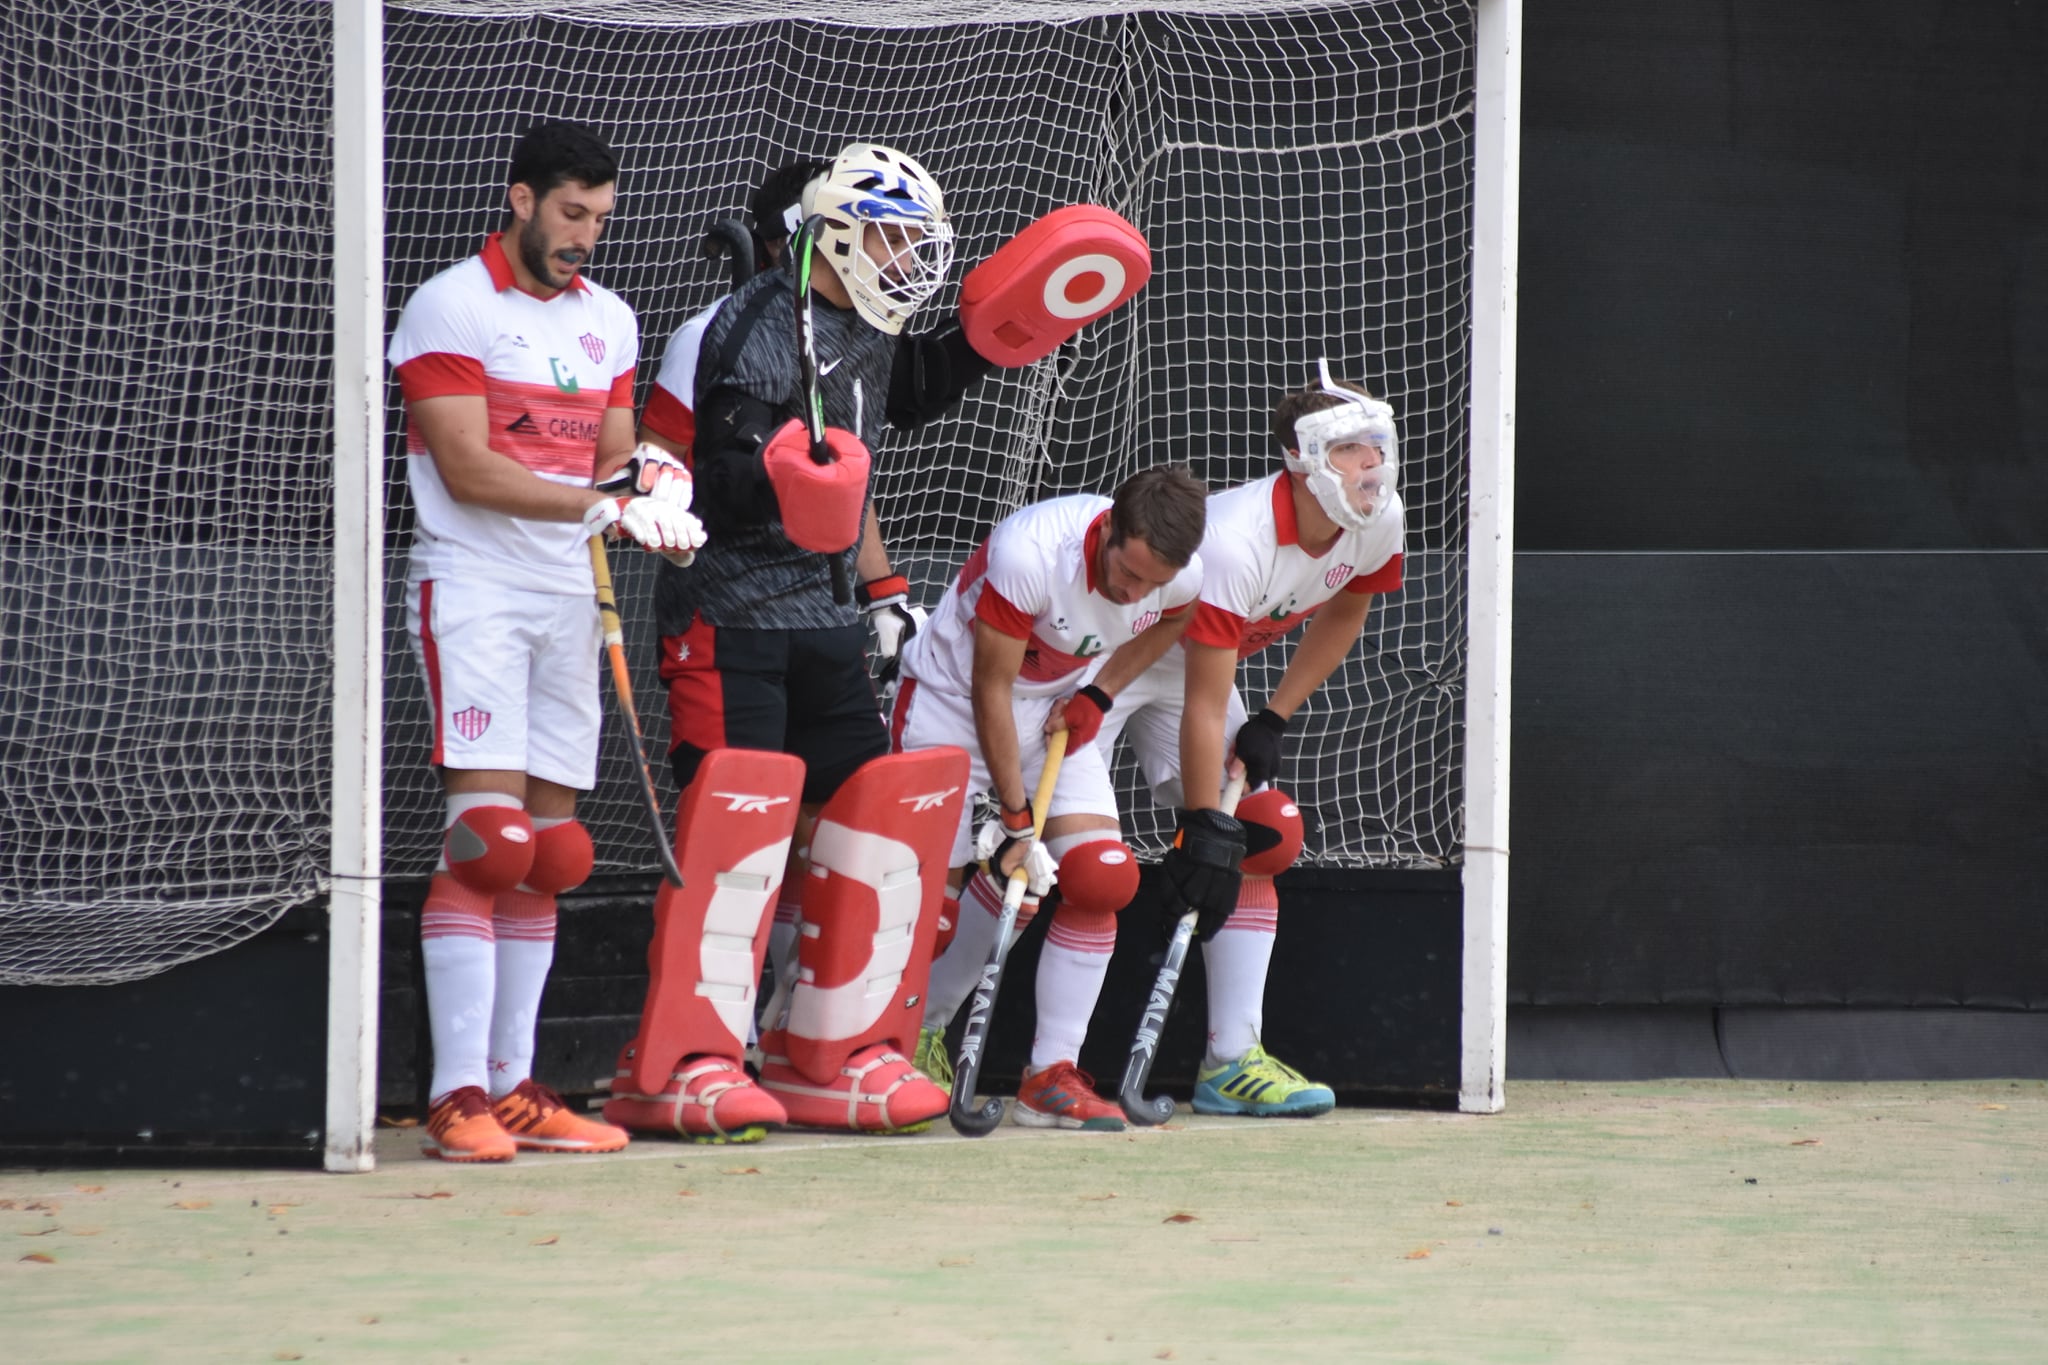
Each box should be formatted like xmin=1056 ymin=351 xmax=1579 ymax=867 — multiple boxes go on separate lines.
xmin=802 ymin=143 xmax=955 ymax=335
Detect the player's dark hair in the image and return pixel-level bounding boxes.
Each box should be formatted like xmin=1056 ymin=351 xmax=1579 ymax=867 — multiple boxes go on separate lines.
xmin=1108 ymin=464 xmax=1208 ymax=569
xmin=749 ymin=159 xmax=831 ymax=244
xmin=506 ymin=120 xmax=618 ymax=204
xmin=1272 ymin=378 xmax=1375 ymax=452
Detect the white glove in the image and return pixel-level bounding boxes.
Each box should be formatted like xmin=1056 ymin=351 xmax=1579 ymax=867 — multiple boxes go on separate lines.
xmin=974 ymin=809 xmax=1058 ymax=897
xmin=871 ymin=600 xmax=927 ymax=660
xmin=623 ymin=442 xmax=694 ymax=509
xmin=583 ymin=496 xmax=708 ymax=568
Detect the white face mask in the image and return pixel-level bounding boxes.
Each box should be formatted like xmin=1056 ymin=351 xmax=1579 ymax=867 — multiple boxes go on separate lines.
xmin=1285 ymin=359 xmax=1400 ymax=531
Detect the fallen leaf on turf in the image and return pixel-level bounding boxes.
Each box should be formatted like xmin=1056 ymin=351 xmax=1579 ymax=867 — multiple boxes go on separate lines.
xmin=23 ymin=1201 xmax=58 ymax=1213
xmin=1163 ymin=1213 xmax=1198 ymax=1224
xmin=18 ymin=1226 xmax=60 ymax=1236
xmin=170 ymin=1200 xmax=212 ymax=1211
xmin=1155 ymin=1350 xmax=1176 ymax=1360
xmin=19 ymin=1253 xmax=55 ymax=1264
xmin=1445 ymin=1199 xmax=1463 ymax=1207
xmin=1980 ymin=1104 xmax=2007 ymax=1111
xmin=722 ymin=1167 xmax=761 ymax=1176
xmin=1789 ymin=1139 xmax=1821 ymax=1147
xmin=359 ymin=1316 xmax=380 ymax=1325
xmin=74 ymin=1185 xmax=104 ymax=1194
xmin=1404 ymin=1247 xmax=1432 ymax=1260
xmin=939 ymin=1256 xmax=973 ymax=1267
xmin=677 ymin=1190 xmax=696 ymax=1198
xmin=67 ymin=1228 xmax=101 ymax=1237
xmin=1079 ymin=1193 xmax=1117 ymax=1201
xmin=530 ymin=1235 xmax=559 ymax=1246
xmin=274 ymin=1353 xmax=304 ymax=1361
xmin=503 ymin=1209 xmax=533 ymax=1217
xmin=409 ymin=1191 xmax=454 ymax=1200
xmin=267 ymin=1205 xmax=300 ymax=1215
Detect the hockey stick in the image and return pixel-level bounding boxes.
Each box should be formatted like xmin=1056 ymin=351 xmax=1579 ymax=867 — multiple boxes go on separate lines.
xmin=1118 ymin=772 xmax=1245 ymax=1125
xmin=700 ymin=216 xmax=756 ymax=290
xmin=789 ymin=213 xmax=853 ymax=607
xmin=589 ymin=535 xmax=685 ymax=887
xmin=948 ymin=729 xmax=1068 ymax=1137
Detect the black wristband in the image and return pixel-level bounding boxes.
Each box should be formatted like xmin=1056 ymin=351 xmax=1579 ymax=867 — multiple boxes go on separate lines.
xmin=1076 ymin=684 xmax=1114 ymax=716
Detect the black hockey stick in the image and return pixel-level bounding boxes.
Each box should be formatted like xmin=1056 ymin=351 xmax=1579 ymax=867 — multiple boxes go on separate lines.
xmin=1118 ymin=772 xmax=1245 ymax=1125
xmin=789 ymin=213 xmax=853 ymax=607
xmin=590 ymin=536 xmax=685 ymax=887
xmin=700 ymin=216 xmax=757 ymax=290
xmin=949 ymin=730 xmax=1068 ymax=1137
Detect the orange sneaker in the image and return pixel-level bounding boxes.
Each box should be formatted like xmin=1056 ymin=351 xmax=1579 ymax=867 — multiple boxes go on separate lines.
xmin=603 ymin=1055 xmax=786 ymax=1144
xmin=490 ymin=1079 xmax=630 ymax=1154
xmin=421 ymin=1085 xmax=517 ymax=1162
xmin=1014 ymin=1061 xmax=1126 ymax=1132
xmin=757 ymin=1040 xmax=948 ymax=1134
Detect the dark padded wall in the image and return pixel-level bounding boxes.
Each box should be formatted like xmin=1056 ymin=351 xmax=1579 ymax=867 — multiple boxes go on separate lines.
xmin=1511 ymin=1 xmax=2048 ymax=1008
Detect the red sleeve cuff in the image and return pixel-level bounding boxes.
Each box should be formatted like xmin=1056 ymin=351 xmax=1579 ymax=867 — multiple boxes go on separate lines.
xmin=974 ymin=584 xmax=1035 ymax=639
xmin=640 ymin=383 xmax=696 ymax=452
xmin=608 ymin=364 xmax=637 ymax=408
xmin=1184 ymin=600 xmax=1246 ymax=649
xmin=1350 ymin=551 xmax=1403 ymax=594
xmin=395 ymin=352 xmax=487 ymax=402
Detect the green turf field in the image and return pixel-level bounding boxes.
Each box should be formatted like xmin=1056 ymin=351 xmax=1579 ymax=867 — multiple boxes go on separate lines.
xmin=5 ymin=1080 xmax=2042 ymax=1363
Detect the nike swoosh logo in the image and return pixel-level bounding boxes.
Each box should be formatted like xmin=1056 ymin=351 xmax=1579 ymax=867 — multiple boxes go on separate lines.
xmin=819 ymin=357 xmax=843 ymax=376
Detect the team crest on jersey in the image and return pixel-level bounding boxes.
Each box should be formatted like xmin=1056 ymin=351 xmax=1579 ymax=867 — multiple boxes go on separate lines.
xmin=1325 ymin=562 xmax=1356 ymax=590
xmin=579 ymin=332 xmax=606 ymax=365
xmin=1129 ymin=609 xmax=1160 ymax=635
xmin=451 ymin=706 xmax=492 ymax=741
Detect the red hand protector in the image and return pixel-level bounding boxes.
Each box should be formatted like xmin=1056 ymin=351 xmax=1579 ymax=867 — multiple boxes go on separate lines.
xmin=761 ymin=419 xmax=871 ymax=553
xmin=960 ymin=205 xmax=1152 ymax=367
xmin=1061 ymin=684 xmax=1114 ymax=747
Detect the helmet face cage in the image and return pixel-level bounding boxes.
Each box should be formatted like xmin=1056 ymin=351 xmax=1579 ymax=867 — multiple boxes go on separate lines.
xmin=804 ymin=144 xmax=955 ymax=334
xmin=1285 ymin=359 xmax=1400 ymax=531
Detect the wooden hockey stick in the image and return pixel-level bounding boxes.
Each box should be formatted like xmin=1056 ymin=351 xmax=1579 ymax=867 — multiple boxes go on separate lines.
xmin=589 ymin=535 xmax=684 ymax=887
xmin=948 ymin=729 xmax=1068 ymax=1137
xmin=789 ymin=212 xmax=852 ymax=606
xmin=1118 ymin=772 xmax=1246 ymax=1125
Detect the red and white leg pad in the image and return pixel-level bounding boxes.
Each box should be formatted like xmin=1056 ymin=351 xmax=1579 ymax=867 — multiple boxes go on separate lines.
xmin=603 ymin=748 xmax=804 ymax=1141
xmin=756 ymin=747 xmax=970 ymax=1132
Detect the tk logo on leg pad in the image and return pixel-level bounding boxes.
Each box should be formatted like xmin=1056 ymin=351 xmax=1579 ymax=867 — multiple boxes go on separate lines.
xmin=712 ymin=791 xmax=794 ymax=814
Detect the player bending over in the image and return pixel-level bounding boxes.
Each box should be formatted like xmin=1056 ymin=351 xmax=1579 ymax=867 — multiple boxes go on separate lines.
xmin=1095 ymin=362 xmax=1407 ymax=1117
xmin=894 ymin=467 xmax=1209 ymax=1132
xmin=388 ymin=121 xmax=705 ymax=1162
xmin=603 ymin=147 xmax=1150 ymax=1140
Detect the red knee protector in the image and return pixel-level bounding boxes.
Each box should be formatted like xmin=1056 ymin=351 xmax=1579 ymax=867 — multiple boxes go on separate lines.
xmin=614 ymin=749 xmax=805 ymax=1097
xmin=1054 ymin=838 xmax=1140 ymax=915
xmin=1238 ymin=788 xmax=1305 ymax=876
xmin=521 ymin=820 xmax=594 ymax=894
xmin=445 ymin=805 xmax=534 ymax=894
xmin=959 ymin=205 xmax=1152 ymax=366
xmin=762 ymin=419 xmax=870 ymax=553
xmin=773 ymin=747 xmax=972 ymax=1086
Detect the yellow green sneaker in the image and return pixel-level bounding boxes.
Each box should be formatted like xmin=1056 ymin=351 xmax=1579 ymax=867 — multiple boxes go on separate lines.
xmin=1192 ymin=1043 xmax=1335 ymax=1117
xmin=913 ymin=1025 xmax=953 ymax=1092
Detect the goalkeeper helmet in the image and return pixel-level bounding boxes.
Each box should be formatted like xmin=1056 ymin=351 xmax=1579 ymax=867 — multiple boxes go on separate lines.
xmin=802 ymin=143 xmax=955 ymax=334
xmin=1286 ymin=359 xmax=1400 ymax=532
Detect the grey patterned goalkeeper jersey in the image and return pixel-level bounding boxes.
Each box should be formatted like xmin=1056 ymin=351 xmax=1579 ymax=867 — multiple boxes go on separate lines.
xmin=654 ymin=267 xmax=897 ymax=634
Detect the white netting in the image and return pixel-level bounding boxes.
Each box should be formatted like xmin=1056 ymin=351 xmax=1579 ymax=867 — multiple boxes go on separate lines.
xmin=0 ymin=3 xmax=335 ymax=985
xmin=382 ymin=0 xmax=1473 ymax=878
xmin=0 ymin=0 xmax=1472 ymax=987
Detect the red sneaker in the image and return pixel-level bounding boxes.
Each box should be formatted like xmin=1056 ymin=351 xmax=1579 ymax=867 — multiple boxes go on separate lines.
xmin=603 ymin=1055 xmax=786 ymax=1144
xmin=757 ymin=1041 xmax=948 ymax=1134
xmin=1014 ymin=1061 xmax=1126 ymax=1132
xmin=421 ymin=1086 xmax=517 ymax=1162
xmin=490 ymin=1079 xmax=629 ymax=1154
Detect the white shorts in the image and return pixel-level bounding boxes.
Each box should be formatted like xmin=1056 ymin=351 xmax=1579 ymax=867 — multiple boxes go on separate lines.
xmin=1093 ymin=652 xmax=1248 ymax=809
xmin=890 ymin=678 xmax=1121 ymax=867
xmin=406 ymin=576 xmax=603 ymax=790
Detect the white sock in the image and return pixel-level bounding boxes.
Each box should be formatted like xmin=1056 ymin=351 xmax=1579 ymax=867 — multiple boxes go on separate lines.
xmin=1028 ymin=910 xmax=1116 ymax=1071
xmin=423 ymin=934 xmax=495 ymax=1103
xmin=924 ymin=873 xmax=1009 ymax=1031
xmin=1202 ymin=880 xmax=1279 ymax=1066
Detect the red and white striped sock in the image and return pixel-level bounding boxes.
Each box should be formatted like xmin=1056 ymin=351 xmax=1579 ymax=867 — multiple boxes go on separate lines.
xmin=1029 ymin=904 xmax=1117 ymax=1071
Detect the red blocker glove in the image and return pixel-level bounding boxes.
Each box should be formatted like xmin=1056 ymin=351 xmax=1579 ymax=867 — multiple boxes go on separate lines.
xmin=761 ymin=419 xmax=870 ymax=554
xmin=1059 ymin=684 xmax=1114 ymax=747
xmin=959 ymin=205 xmax=1152 ymax=367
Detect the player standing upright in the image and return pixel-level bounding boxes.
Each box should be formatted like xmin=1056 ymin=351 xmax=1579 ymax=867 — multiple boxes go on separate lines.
xmin=896 ymin=467 xmax=1209 ymax=1132
xmin=1098 ymin=362 xmax=1406 ymax=1117
xmin=389 ymin=121 xmax=706 ymax=1161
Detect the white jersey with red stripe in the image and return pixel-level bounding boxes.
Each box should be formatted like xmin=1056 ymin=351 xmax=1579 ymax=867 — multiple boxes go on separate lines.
xmin=1179 ymin=473 xmax=1404 ymax=659
xmin=900 ymin=493 xmax=1203 ymax=700
xmin=638 ymin=298 xmax=722 ymax=458
xmin=389 ymin=232 xmax=639 ymax=596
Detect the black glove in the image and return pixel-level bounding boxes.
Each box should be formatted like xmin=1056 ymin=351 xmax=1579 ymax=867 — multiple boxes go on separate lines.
xmin=1158 ymin=807 xmax=1247 ymax=944
xmin=1232 ymin=708 xmax=1290 ymax=790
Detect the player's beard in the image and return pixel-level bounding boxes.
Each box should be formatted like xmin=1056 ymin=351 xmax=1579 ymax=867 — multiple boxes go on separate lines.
xmin=517 ymin=216 xmax=580 ymax=291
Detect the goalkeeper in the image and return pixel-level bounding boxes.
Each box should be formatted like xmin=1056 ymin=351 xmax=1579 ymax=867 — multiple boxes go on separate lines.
xmin=1090 ymin=363 xmax=1407 ymax=1117
xmin=387 ymin=121 xmax=705 ymax=1162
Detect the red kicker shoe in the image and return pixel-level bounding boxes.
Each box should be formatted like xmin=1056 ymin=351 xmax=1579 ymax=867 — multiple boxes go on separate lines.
xmin=491 ymin=1079 xmax=630 ymax=1154
xmin=421 ymin=1086 xmax=517 ymax=1162
xmin=756 ymin=1041 xmax=948 ymax=1134
xmin=602 ymin=1055 xmax=787 ymax=1145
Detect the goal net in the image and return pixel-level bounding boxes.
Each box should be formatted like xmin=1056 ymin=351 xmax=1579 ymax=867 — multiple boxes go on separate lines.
xmin=0 ymin=0 xmax=1474 ymax=988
